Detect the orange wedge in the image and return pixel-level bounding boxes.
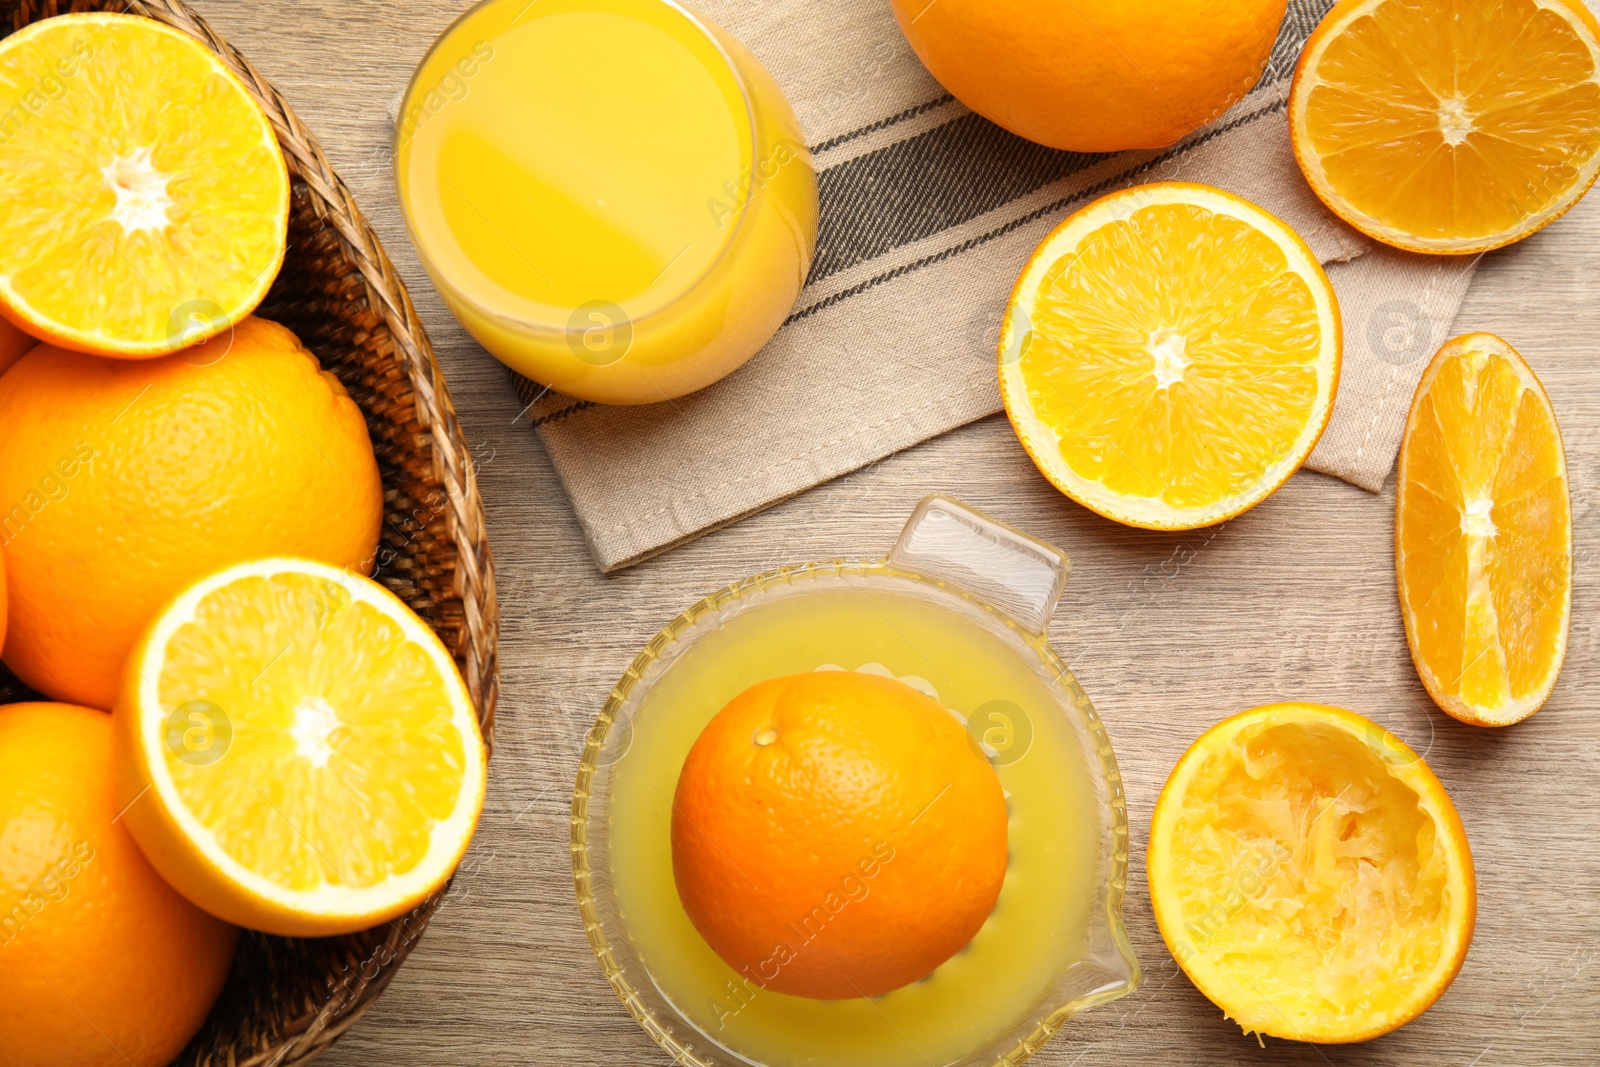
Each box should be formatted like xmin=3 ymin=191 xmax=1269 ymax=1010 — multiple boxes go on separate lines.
xmin=1396 ymin=333 xmax=1571 ymax=726
xmin=112 ymin=558 xmax=487 ymax=936
xmin=1148 ymin=703 xmax=1476 ymax=1043
xmin=999 ymin=182 xmax=1341 ymax=530
xmin=0 ymin=13 xmax=289 ymax=357
xmin=1290 ymin=0 xmax=1600 ymax=254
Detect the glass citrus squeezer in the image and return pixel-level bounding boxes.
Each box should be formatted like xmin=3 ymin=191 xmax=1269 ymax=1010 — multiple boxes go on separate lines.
xmin=571 ymin=496 xmax=1139 ymax=1067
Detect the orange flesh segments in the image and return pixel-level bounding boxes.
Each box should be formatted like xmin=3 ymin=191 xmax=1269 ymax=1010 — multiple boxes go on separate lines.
xmin=1290 ymin=0 xmax=1600 ymax=254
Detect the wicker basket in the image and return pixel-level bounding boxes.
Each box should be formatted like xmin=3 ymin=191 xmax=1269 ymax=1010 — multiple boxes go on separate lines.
xmin=0 ymin=1 xmax=500 ymax=1063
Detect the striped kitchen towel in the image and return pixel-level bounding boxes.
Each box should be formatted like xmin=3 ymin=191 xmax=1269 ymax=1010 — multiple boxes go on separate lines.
xmin=518 ymin=0 xmax=1479 ymax=572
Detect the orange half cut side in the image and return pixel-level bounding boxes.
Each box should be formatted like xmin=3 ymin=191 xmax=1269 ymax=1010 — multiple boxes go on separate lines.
xmin=0 ymin=13 xmax=289 ymax=356
xmin=1290 ymin=0 xmax=1600 ymax=254
xmin=999 ymin=182 xmax=1341 ymax=530
xmin=1148 ymin=703 xmax=1476 ymax=1043
xmin=113 ymin=558 xmax=488 ymax=936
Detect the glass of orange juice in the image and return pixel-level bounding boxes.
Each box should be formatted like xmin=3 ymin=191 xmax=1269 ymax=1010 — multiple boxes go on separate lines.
xmin=395 ymin=0 xmax=818 ymax=405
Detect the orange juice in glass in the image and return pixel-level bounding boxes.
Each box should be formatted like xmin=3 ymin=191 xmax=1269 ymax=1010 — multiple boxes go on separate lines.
xmin=395 ymin=0 xmax=817 ymax=405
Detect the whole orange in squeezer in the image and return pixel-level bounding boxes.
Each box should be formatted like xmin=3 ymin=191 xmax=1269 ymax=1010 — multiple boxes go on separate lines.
xmin=671 ymin=671 xmax=1009 ymax=999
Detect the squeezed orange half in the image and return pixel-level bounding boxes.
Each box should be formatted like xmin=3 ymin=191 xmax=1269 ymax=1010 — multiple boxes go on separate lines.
xmin=1149 ymin=703 xmax=1476 ymax=1042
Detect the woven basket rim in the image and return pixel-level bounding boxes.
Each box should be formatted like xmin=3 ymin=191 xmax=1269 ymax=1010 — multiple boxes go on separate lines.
xmin=1 ymin=2 xmax=502 ymax=1063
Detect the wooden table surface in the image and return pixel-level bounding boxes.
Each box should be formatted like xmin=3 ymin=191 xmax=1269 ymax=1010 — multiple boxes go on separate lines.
xmin=191 ymin=2 xmax=1600 ymax=1063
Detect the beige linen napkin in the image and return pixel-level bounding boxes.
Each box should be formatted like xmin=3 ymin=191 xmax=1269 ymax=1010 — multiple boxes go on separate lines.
xmin=518 ymin=0 xmax=1480 ymax=572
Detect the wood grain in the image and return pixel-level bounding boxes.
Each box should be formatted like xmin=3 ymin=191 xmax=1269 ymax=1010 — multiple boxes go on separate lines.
xmin=186 ymin=1 xmax=1600 ymax=1062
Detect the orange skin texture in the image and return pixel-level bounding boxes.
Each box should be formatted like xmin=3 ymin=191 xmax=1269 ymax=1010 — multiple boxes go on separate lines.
xmin=671 ymin=672 xmax=1008 ymax=1000
xmin=0 ymin=316 xmax=383 ymax=709
xmin=890 ymin=0 xmax=1287 ymax=152
xmin=0 ymin=702 xmax=238 ymax=1067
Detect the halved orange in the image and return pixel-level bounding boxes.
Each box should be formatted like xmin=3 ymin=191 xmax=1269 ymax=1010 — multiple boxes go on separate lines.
xmin=999 ymin=182 xmax=1341 ymax=530
xmin=0 ymin=13 xmax=289 ymax=357
xmin=1290 ymin=0 xmax=1600 ymax=254
xmin=1148 ymin=703 xmax=1476 ymax=1043
xmin=1396 ymin=333 xmax=1570 ymax=726
xmin=112 ymin=558 xmax=487 ymax=936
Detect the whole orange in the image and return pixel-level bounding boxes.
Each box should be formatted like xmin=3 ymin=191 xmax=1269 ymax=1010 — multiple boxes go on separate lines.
xmin=0 ymin=702 xmax=238 ymax=1066
xmin=890 ymin=0 xmax=1288 ymax=152
xmin=671 ymin=671 xmax=1008 ymax=1000
xmin=0 ymin=316 xmax=382 ymax=709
